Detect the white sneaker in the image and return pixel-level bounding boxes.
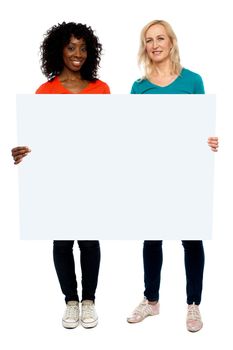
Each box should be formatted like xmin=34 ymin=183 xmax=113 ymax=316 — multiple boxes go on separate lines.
xmin=81 ymin=300 xmax=98 ymax=328
xmin=62 ymin=301 xmax=79 ymax=329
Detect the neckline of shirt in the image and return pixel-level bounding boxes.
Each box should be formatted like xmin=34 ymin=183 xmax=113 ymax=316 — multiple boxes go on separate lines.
xmin=146 ymin=68 xmax=184 ymax=89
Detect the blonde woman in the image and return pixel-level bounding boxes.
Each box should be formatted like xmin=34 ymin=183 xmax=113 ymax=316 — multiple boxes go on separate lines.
xmin=127 ymin=20 xmax=218 ymax=332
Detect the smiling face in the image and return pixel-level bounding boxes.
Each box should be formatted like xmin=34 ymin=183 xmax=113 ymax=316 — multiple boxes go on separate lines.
xmin=62 ymin=35 xmax=87 ymax=72
xmin=145 ymin=24 xmax=173 ymax=64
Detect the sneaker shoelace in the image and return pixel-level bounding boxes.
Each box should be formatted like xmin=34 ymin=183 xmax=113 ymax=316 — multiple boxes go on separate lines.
xmin=133 ymin=301 xmax=152 ymax=317
xmin=64 ymin=305 xmax=79 ymax=319
xmin=187 ymin=304 xmax=201 ymax=321
xmin=82 ymin=304 xmax=95 ymax=319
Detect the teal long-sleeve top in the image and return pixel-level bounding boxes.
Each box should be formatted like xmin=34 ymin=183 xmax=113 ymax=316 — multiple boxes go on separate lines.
xmin=130 ymin=68 xmax=205 ymax=94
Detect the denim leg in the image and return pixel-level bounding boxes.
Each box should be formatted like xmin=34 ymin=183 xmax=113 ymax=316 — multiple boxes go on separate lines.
xmin=143 ymin=240 xmax=163 ymax=302
xmin=53 ymin=240 xmax=79 ymax=303
xmin=78 ymin=240 xmax=100 ymax=302
xmin=182 ymin=240 xmax=204 ymax=305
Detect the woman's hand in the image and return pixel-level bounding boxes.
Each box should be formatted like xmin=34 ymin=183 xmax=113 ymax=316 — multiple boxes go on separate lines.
xmin=208 ymin=137 xmax=219 ymax=152
xmin=11 ymin=146 xmax=31 ymax=164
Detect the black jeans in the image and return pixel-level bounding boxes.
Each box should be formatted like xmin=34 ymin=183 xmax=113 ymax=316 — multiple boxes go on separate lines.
xmin=53 ymin=240 xmax=100 ymax=303
xmin=143 ymin=240 xmax=204 ymax=305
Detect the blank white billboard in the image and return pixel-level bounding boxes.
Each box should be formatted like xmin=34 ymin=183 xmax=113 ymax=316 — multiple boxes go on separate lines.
xmin=16 ymin=95 xmax=215 ymax=239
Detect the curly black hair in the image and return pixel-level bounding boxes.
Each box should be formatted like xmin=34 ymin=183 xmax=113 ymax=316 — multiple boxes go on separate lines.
xmin=40 ymin=22 xmax=102 ymax=81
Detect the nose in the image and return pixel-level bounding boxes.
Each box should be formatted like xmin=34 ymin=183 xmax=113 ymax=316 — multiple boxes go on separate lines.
xmin=152 ymin=39 xmax=159 ymax=49
xmin=73 ymin=48 xmax=82 ymax=57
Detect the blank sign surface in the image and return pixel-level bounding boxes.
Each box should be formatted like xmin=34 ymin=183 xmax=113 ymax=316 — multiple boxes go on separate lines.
xmin=17 ymin=95 xmax=215 ymax=239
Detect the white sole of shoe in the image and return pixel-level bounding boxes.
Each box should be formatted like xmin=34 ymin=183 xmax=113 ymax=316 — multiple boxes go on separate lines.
xmin=187 ymin=324 xmax=203 ymax=333
xmin=62 ymin=320 xmax=79 ymax=329
xmin=127 ymin=312 xmax=159 ymax=324
xmin=81 ymin=319 xmax=98 ymax=328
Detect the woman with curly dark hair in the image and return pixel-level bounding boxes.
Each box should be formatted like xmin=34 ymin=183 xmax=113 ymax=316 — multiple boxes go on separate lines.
xmin=12 ymin=22 xmax=110 ymax=330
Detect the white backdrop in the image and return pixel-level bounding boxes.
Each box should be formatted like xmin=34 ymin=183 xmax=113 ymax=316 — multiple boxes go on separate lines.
xmin=0 ymin=0 xmax=232 ymax=349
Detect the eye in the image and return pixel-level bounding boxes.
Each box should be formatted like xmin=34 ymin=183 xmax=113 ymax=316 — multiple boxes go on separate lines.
xmin=67 ymin=45 xmax=75 ymax=51
xmin=158 ymin=37 xmax=165 ymax=41
xmin=145 ymin=39 xmax=152 ymax=43
xmin=81 ymin=46 xmax=87 ymax=52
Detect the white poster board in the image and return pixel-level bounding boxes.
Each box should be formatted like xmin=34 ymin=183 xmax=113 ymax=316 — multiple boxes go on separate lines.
xmin=17 ymin=95 xmax=215 ymax=239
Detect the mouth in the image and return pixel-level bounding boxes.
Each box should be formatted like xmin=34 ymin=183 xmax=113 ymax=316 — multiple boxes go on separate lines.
xmin=152 ymin=51 xmax=162 ymax=55
xmin=71 ymin=59 xmax=83 ymax=66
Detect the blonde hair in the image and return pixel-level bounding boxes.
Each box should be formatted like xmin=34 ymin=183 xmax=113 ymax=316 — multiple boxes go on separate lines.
xmin=138 ymin=20 xmax=182 ymax=78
